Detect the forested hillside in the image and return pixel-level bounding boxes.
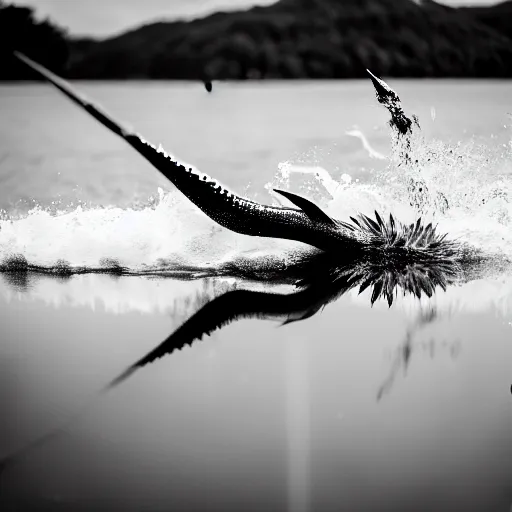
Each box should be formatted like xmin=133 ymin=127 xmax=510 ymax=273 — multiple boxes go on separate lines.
xmin=2 ymin=0 xmax=512 ymax=80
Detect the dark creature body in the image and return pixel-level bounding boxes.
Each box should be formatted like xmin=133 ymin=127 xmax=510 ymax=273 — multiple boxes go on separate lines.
xmin=12 ymin=52 xmax=475 ymax=267
xmin=0 ymin=54 xmax=505 ymax=478
xmin=8 ymin=52 xmax=497 ymax=390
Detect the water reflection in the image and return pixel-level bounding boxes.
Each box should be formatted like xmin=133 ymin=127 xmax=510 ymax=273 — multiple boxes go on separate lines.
xmin=1 ymin=270 xmax=34 ymax=292
xmin=1 ymin=246 xmax=509 ymax=395
xmin=1 ymin=253 xmax=512 ymax=511
xmin=376 ymin=306 xmax=463 ymax=401
xmin=106 ymin=249 xmax=482 ymax=389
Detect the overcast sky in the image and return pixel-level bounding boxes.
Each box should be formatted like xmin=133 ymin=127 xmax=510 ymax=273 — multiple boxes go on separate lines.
xmin=11 ymin=0 xmax=501 ymax=38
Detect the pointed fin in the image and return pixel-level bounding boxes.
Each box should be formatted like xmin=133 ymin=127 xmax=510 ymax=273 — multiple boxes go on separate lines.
xmin=273 ymin=189 xmax=335 ymax=225
xmin=366 ymin=69 xmax=398 ymax=102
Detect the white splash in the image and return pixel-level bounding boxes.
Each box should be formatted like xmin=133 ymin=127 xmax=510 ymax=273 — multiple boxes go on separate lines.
xmin=345 ymin=129 xmax=387 ymax=160
xmin=1 ymin=108 xmax=512 ymax=274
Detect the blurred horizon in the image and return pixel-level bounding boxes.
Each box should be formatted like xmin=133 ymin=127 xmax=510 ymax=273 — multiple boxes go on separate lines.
xmin=2 ymin=0 xmax=512 ymax=80
xmin=9 ymin=0 xmax=503 ymax=38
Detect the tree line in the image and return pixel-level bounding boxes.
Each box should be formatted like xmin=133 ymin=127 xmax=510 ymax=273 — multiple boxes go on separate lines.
xmin=2 ymin=0 xmax=512 ymax=80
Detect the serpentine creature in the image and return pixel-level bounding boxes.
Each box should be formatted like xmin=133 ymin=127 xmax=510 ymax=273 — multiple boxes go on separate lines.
xmin=0 ymin=56 xmax=507 ymax=491
xmin=12 ymin=51 xmax=471 ymax=267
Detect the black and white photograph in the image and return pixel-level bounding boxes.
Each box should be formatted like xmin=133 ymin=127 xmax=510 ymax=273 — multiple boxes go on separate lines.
xmin=0 ymin=0 xmax=511 ymax=510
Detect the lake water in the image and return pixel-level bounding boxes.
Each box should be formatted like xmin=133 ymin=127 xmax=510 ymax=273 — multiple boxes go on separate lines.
xmin=0 ymin=80 xmax=511 ymax=511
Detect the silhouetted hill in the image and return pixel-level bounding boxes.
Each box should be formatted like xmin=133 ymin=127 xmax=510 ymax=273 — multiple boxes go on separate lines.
xmin=0 ymin=0 xmax=68 ymax=79
xmin=459 ymin=0 xmax=512 ymax=42
xmin=3 ymin=0 xmax=512 ymax=80
xmin=66 ymin=0 xmax=512 ymax=79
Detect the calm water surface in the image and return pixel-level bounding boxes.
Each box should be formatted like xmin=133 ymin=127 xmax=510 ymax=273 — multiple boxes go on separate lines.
xmin=0 ymin=80 xmax=511 ymax=511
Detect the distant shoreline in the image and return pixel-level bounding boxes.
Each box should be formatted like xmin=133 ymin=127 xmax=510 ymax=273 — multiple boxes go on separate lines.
xmin=3 ymin=0 xmax=512 ymax=80
xmin=3 ymin=76 xmax=512 ymax=84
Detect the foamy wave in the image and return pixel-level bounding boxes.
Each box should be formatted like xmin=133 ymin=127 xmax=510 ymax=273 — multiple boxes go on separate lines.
xmin=0 ymin=186 xmax=304 ymax=273
xmin=268 ymin=123 xmax=512 ymax=255
xmin=1 ymin=103 xmax=511 ymax=275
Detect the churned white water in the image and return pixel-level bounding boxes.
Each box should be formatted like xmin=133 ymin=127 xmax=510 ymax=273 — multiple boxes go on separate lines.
xmin=0 ymin=80 xmax=510 ymax=272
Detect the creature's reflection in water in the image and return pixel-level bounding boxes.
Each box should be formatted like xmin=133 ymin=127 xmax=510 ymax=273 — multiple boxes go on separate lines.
xmin=96 ymin=247 xmax=498 ymax=389
xmin=376 ymin=305 xmax=463 ymax=401
xmin=0 ymin=246 xmax=508 ymax=394
xmin=0 ymin=246 xmax=511 ymax=510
